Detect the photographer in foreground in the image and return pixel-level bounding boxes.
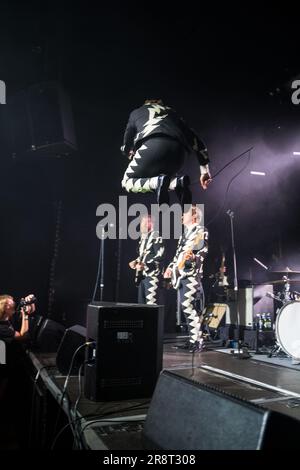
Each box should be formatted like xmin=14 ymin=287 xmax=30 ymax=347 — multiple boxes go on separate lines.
xmin=0 ymin=294 xmax=36 ymax=342
xmin=0 ymin=294 xmax=36 ymax=449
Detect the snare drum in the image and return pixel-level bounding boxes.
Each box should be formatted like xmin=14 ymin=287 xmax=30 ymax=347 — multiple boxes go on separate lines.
xmin=275 ymin=301 xmax=300 ymax=360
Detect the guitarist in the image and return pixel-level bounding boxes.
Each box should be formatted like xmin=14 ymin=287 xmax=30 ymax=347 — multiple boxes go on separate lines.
xmin=129 ymin=214 xmax=165 ymax=305
xmin=164 ymin=205 xmax=208 ymax=352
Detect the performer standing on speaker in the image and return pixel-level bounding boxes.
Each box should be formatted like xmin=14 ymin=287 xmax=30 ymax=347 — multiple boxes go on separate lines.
xmin=164 ymin=206 xmax=208 ymax=352
xmin=129 ymin=214 xmax=165 ymax=305
xmin=121 ymin=99 xmax=212 ymax=206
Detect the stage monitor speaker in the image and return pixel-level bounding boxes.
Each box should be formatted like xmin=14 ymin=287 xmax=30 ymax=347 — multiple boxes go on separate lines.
xmin=84 ymin=302 xmax=164 ymax=401
xmin=143 ymin=370 xmax=300 ymax=450
xmin=5 ymin=81 xmax=77 ymax=159
xmin=35 ymin=319 xmax=66 ymax=353
xmin=56 ymin=325 xmax=87 ymax=375
xmin=28 ymin=315 xmax=44 ymax=344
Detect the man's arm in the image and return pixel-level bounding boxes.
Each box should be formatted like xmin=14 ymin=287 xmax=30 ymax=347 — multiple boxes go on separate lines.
xmin=176 ymin=115 xmax=212 ymax=189
xmin=195 ymin=228 xmax=208 ymax=254
xmin=164 ymin=237 xmax=182 ymax=278
xmin=190 ymin=132 xmax=212 ymax=190
xmin=184 ymin=229 xmax=209 ymax=268
xmin=142 ymin=236 xmax=165 ymax=274
xmin=120 ymin=111 xmax=137 ymax=157
xmin=149 ymin=236 xmax=165 ymax=264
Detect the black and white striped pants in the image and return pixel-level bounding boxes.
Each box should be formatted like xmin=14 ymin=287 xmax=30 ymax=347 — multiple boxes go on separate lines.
xmin=179 ymin=276 xmax=204 ymax=344
xmin=122 ymin=136 xmax=186 ymax=194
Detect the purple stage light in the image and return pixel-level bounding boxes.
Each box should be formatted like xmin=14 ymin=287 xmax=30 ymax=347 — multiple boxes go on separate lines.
xmin=250 ymin=171 xmax=266 ymax=176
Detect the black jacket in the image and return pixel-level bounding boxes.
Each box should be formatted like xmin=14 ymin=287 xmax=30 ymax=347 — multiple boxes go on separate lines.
xmin=121 ymin=103 xmax=209 ymax=166
xmin=137 ymin=231 xmax=165 ymax=277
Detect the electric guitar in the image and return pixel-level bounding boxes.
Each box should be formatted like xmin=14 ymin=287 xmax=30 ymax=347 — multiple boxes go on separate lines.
xmin=135 ymin=262 xmax=144 ymax=287
xmin=134 ymin=247 xmax=150 ymax=287
xmin=218 ymin=252 xmax=229 ymax=287
xmin=171 ymin=231 xmax=205 ymax=289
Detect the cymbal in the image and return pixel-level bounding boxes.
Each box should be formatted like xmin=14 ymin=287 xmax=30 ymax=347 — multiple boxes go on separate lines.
xmin=260 ymin=279 xmax=300 ymax=285
xmin=270 ymin=268 xmax=300 ymax=274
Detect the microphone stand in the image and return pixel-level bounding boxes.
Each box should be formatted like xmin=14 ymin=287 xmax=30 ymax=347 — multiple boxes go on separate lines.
xmin=92 ymin=226 xmax=106 ymax=303
xmin=227 ymin=210 xmax=247 ymax=359
xmin=252 ymin=257 xmax=270 ymax=354
xmin=114 ymin=237 xmax=122 ymax=302
xmin=100 ymin=226 xmax=105 ymax=302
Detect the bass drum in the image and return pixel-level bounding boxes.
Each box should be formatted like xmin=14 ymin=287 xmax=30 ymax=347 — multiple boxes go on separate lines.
xmin=275 ymin=301 xmax=300 ymax=360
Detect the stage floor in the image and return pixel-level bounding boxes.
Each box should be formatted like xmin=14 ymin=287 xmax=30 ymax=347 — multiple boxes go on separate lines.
xmin=28 ymin=339 xmax=300 ymax=449
xmin=82 ymin=341 xmax=300 ymax=449
xmin=163 ymin=340 xmax=300 ymax=422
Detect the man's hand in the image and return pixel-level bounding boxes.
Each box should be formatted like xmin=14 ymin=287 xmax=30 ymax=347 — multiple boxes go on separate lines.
xmin=164 ymin=268 xmax=172 ymax=279
xmin=200 ymin=173 xmax=212 ymax=190
xmin=183 ymin=250 xmax=194 ymax=261
xmin=135 ymin=262 xmax=144 ymax=271
xmin=129 ymin=260 xmax=137 ymax=269
xmin=128 ymin=150 xmax=135 ymax=160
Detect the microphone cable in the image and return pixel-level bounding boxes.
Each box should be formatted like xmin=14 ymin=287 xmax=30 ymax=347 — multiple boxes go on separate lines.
xmin=206 ymin=147 xmax=253 ymax=226
xmin=210 ymin=146 xmax=254 ymax=180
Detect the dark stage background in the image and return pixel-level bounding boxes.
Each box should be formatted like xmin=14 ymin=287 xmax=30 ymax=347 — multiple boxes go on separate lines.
xmin=0 ymin=3 xmax=299 ymax=331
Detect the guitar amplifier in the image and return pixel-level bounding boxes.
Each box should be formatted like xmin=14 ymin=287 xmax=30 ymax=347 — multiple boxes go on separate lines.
xmin=226 ymin=285 xmax=274 ymax=328
xmin=203 ymin=303 xmax=229 ymax=329
xmin=226 ymin=288 xmax=253 ymax=328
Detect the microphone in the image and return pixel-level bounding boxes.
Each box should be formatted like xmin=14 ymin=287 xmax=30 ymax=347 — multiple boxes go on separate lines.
xmin=98 ymin=223 xmax=115 ymax=238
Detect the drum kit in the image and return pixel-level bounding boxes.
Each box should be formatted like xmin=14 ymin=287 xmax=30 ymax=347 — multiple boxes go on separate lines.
xmin=260 ymin=268 xmax=300 ymax=362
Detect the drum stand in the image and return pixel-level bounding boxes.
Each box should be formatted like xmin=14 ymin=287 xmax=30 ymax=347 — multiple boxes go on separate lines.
xmin=267 ymin=277 xmax=292 ymax=358
xmin=268 ymin=341 xmax=287 ymax=358
xmin=282 ymin=276 xmax=291 ymax=303
xmin=268 ymin=303 xmax=288 ymax=358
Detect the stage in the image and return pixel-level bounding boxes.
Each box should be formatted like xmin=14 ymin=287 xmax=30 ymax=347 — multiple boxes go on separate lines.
xmin=164 ymin=341 xmax=300 ymax=422
xmin=26 ymin=337 xmax=300 ymax=450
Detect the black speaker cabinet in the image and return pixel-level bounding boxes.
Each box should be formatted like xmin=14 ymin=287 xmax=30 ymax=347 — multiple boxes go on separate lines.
xmin=84 ymin=302 xmax=164 ymax=401
xmin=56 ymin=325 xmax=87 ymax=375
xmin=5 ymin=81 xmax=77 ymax=159
xmin=35 ymin=319 xmax=66 ymax=353
xmin=143 ymin=370 xmax=300 ymax=450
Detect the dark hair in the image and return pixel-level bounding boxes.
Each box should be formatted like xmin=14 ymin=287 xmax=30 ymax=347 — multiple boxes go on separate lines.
xmin=144 ymin=99 xmax=164 ymax=105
